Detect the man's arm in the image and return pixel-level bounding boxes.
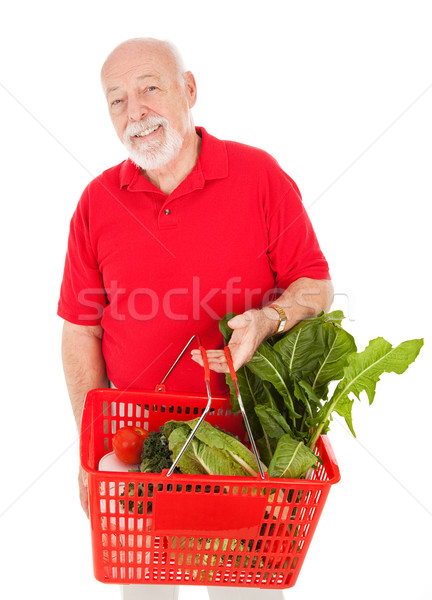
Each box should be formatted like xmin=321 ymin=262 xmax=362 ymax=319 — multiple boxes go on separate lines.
xmin=191 ymin=277 xmax=334 ymax=372
xmin=263 ymin=276 xmax=334 ymax=335
xmin=61 ymin=321 xmax=109 ymax=429
xmin=61 ymin=320 xmax=109 ymax=516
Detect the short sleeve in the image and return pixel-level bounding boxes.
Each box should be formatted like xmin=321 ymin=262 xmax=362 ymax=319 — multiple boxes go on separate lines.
xmin=266 ymin=179 xmax=331 ymax=289
xmin=57 ymin=189 xmax=107 ymax=325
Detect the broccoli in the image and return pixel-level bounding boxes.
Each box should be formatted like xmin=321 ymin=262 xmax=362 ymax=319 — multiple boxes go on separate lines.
xmin=119 ymin=427 xmax=181 ymax=514
xmin=140 ymin=426 xmax=181 ymax=474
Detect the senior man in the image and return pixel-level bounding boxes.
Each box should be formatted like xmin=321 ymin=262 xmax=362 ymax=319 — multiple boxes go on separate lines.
xmin=58 ymin=37 xmax=333 ymax=600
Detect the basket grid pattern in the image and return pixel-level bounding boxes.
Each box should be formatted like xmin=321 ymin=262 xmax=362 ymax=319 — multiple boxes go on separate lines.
xmin=81 ymin=389 xmax=339 ymax=588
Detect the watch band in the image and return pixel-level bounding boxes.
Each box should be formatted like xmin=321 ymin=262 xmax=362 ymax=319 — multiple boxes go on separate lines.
xmin=268 ymin=304 xmax=288 ymax=334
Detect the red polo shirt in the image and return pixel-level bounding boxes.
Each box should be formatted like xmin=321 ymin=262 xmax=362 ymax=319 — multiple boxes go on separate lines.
xmin=58 ymin=127 xmax=330 ymax=395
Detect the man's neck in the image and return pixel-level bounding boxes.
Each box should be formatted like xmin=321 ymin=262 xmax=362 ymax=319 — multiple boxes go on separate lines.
xmin=142 ymin=129 xmax=202 ymax=196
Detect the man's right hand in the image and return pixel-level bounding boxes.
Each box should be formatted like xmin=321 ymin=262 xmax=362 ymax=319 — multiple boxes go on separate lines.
xmin=78 ymin=465 xmax=89 ymax=518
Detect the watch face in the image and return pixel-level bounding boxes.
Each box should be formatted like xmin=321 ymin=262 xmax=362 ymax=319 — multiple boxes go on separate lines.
xmin=277 ymin=317 xmax=287 ymax=333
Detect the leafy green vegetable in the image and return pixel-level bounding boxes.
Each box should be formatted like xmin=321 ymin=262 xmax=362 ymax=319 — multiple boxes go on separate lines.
xmin=120 ymin=482 xmax=145 ymax=514
xmin=255 ymin=405 xmax=295 ymax=439
xmin=248 ymin=341 xmax=301 ymax=421
xmin=273 ymin=311 xmax=357 ymax=400
xmin=164 ymin=418 xmax=267 ymax=477
xmin=167 ymin=425 xmax=245 ymax=476
xmin=119 ymin=427 xmax=180 ymax=514
xmin=308 ymin=336 xmax=424 ymax=446
xmin=268 ymin=434 xmax=318 ymax=478
xmin=140 ymin=427 xmax=181 ymax=474
xmin=220 ymin=310 xmax=424 ymax=479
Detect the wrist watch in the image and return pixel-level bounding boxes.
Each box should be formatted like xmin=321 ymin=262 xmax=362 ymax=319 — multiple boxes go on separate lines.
xmin=268 ymin=304 xmax=288 ymax=334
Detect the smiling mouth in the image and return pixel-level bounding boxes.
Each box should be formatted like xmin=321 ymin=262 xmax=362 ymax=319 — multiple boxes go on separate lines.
xmin=133 ymin=124 xmax=162 ymax=138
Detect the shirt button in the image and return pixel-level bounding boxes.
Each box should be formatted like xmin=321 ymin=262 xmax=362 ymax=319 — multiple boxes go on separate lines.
xmin=164 ymin=209 xmax=171 ymax=215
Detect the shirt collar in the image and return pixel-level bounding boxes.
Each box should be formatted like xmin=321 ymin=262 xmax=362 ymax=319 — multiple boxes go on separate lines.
xmin=119 ymin=126 xmax=228 ymax=193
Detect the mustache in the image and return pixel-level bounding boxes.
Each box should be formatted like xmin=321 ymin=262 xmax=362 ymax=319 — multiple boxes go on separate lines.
xmin=124 ymin=116 xmax=167 ymax=139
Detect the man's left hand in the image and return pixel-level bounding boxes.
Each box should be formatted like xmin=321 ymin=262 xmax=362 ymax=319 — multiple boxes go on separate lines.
xmin=190 ymin=308 xmax=277 ymax=373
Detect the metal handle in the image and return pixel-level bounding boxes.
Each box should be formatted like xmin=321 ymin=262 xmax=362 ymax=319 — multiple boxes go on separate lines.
xmin=158 ymin=335 xmax=197 ymax=387
xmin=163 ymin=336 xmax=264 ymax=480
xmin=166 ymin=342 xmax=212 ymax=477
xmin=224 ymin=347 xmax=265 ymax=479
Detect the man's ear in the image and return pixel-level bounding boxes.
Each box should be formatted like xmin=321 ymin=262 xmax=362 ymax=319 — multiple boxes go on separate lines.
xmin=184 ymin=71 xmax=198 ymax=108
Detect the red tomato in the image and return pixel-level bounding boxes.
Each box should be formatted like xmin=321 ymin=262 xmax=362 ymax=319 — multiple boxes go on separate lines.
xmin=112 ymin=426 xmax=148 ymax=464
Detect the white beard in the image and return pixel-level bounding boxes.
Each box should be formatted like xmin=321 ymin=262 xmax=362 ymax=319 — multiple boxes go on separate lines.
xmin=123 ymin=116 xmax=183 ymax=171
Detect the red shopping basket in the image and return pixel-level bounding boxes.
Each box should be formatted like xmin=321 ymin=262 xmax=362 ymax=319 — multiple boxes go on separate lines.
xmin=80 ymin=340 xmax=340 ymax=588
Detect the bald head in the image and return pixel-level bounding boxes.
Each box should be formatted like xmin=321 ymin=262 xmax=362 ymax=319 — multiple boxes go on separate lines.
xmin=101 ymin=37 xmax=186 ymax=92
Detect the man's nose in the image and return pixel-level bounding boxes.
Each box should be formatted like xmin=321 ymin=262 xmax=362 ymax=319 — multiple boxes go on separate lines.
xmin=127 ymin=95 xmax=148 ymax=122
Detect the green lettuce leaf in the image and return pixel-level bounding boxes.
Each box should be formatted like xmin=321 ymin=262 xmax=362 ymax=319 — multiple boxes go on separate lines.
xmin=273 ymin=311 xmax=356 ymax=400
xmin=296 ymin=379 xmax=323 ymax=408
xmin=164 ymin=418 xmax=267 ymax=477
xmin=268 ymin=433 xmax=318 ymax=478
xmin=308 ymin=323 xmax=357 ymax=399
xmin=256 ymin=435 xmax=278 ymax=467
xmin=218 ymin=311 xmax=424 ymax=472
xmin=167 ymin=425 xmax=251 ymax=476
xmin=226 ymin=365 xmax=268 ymax=433
xmin=247 ymin=342 xmax=300 ymax=420
xmin=262 ymin=380 xmax=283 ymax=411
xmin=255 ymin=405 xmax=294 ymax=439
xmin=167 ymin=426 xmax=209 ymax=475
xmin=273 ymin=320 xmax=325 ymax=378
xmin=309 ymin=336 xmax=424 ymax=445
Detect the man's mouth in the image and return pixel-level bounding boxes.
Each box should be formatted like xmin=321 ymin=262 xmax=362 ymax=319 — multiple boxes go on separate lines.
xmin=133 ymin=124 xmax=162 ymax=138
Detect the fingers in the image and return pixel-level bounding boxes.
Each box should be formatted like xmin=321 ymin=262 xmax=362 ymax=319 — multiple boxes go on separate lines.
xmin=191 ymin=352 xmax=243 ymax=373
xmin=78 ymin=466 xmax=90 ymax=519
xmin=191 ymin=349 xmax=225 ymax=355
xmin=80 ymin=490 xmax=90 ymax=519
xmin=191 ymin=343 xmax=254 ymax=373
xmin=190 ymin=349 xmax=229 ymax=373
xmin=190 ymin=349 xmax=226 ymax=360
xmin=227 ymin=313 xmax=253 ymax=328
xmin=206 ymin=363 xmax=230 ymax=373
xmin=191 ymin=348 xmax=244 ymax=373
xmin=189 ymin=309 xmax=260 ymax=373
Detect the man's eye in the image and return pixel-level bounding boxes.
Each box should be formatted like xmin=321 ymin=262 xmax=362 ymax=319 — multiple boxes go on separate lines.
xmin=111 ymin=99 xmax=122 ymax=106
xmin=146 ymin=86 xmax=157 ymax=92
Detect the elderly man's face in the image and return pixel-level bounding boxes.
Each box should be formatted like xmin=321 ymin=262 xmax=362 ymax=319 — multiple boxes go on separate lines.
xmin=101 ymin=42 xmax=197 ymax=170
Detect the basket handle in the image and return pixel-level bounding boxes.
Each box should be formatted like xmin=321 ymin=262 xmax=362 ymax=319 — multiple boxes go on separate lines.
xmin=224 ymin=346 xmax=265 ymax=479
xmin=166 ymin=342 xmax=212 ymax=476
xmin=165 ymin=336 xmax=265 ymax=480
xmin=155 ymin=335 xmax=198 ymax=391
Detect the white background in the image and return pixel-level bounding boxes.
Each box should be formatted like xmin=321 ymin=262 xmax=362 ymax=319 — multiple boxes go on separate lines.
xmin=0 ymin=1 xmax=431 ymax=598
